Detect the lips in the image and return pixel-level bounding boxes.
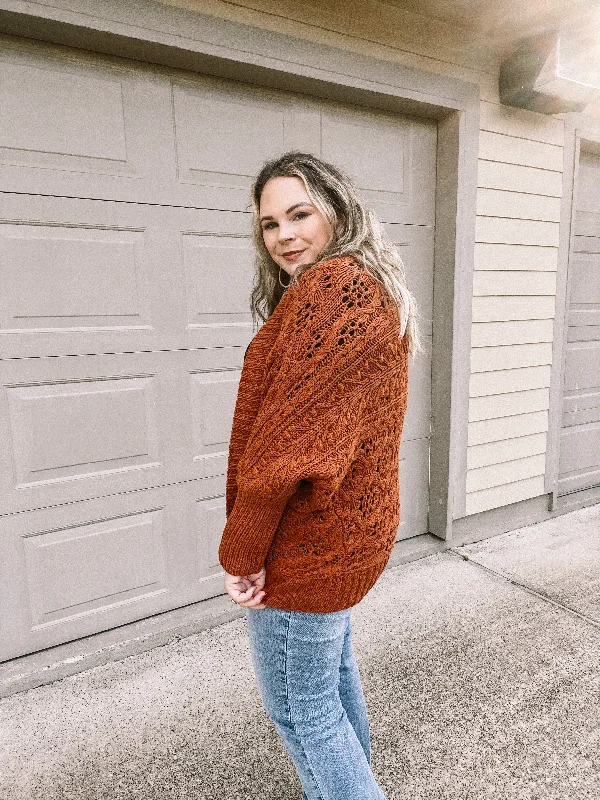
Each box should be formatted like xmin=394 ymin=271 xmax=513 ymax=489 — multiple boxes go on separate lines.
xmin=282 ymin=249 xmax=305 ymax=261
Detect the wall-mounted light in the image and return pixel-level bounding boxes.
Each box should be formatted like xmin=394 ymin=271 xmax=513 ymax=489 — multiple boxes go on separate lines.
xmin=500 ymin=32 xmax=600 ymax=114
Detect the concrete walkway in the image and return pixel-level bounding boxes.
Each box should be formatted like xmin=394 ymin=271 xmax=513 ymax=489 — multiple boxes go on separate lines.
xmin=1 ymin=505 xmax=599 ymax=800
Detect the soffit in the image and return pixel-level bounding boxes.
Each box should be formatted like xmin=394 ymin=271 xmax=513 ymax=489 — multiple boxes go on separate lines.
xmin=382 ymin=0 xmax=600 ymax=55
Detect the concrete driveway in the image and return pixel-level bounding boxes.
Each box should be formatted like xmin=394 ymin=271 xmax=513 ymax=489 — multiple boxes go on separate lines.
xmin=1 ymin=504 xmax=599 ymax=799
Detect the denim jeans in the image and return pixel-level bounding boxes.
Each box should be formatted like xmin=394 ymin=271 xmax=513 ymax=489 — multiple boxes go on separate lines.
xmin=246 ymin=606 xmax=387 ymax=800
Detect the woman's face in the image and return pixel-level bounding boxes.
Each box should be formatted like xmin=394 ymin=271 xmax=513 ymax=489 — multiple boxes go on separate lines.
xmin=259 ymin=176 xmax=333 ymax=276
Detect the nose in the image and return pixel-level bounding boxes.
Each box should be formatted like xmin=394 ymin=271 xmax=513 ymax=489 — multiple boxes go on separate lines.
xmin=277 ymin=219 xmax=295 ymax=242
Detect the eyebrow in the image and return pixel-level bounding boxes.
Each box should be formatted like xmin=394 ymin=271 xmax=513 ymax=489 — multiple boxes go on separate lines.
xmin=259 ymin=202 xmax=313 ymax=222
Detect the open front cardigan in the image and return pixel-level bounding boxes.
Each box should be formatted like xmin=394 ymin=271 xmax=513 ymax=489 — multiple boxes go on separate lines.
xmin=218 ymin=255 xmax=409 ymax=612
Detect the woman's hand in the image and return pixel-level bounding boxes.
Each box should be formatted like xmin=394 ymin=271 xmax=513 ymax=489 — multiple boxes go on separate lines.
xmin=224 ymin=566 xmax=267 ymax=609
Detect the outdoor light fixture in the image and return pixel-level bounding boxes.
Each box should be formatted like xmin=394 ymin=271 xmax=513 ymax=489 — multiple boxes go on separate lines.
xmin=500 ymin=31 xmax=600 ymax=114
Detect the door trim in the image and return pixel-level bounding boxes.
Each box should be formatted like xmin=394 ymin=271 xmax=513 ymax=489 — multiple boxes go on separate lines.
xmin=0 ymin=0 xmax=480 ymax=539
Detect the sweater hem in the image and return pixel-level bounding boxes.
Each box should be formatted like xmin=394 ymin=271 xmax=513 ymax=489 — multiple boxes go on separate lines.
xmin=262 ymin=550 xmax=391 ymax=612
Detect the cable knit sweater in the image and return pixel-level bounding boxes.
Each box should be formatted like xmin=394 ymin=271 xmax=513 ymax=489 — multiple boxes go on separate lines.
xmin=218 ymin=255 xmax=409 ymax=612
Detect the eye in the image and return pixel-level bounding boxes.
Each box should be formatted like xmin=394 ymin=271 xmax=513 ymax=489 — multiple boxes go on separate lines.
xmin=294 ymin=211 xmax=309 ymax=221
xmin=262 ymin=221 xmax=277 ymax=231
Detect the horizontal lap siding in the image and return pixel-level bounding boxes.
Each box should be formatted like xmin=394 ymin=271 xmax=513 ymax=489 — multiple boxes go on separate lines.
xmin=467 ymin=108 xmax=564 ymax=515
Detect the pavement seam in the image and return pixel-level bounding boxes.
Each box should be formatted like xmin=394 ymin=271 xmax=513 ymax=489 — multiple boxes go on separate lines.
xmin=447 ymin=548 xmax=600 ymax=631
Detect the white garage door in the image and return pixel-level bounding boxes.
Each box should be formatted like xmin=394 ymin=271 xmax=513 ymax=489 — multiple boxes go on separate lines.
xmin=558 ymin=151 xmax=600 ymax=495
xmin=0 ymin=39 xmax=436 ymax=659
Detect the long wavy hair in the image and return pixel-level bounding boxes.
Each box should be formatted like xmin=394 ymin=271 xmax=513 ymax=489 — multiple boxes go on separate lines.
xmin=250 ymin=151 xmax=421 ymax=355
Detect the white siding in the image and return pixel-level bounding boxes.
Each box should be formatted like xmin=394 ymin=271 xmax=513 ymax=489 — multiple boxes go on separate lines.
xmin=471 ymin=319 xmax=554 ymax=347
xmin=467 ymin=432 xmax=547 ymax=469
xmin=474 ymin=243 xmax=558 ymax=271
xmin=469 ymin=98 xmax=563 ymax=513
xmin=469 ymin=365 xmax=552 ymax=396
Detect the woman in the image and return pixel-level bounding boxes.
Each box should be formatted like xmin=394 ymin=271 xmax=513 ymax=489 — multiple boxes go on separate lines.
xmin=218 ymin=151 xmax=417 ymax=799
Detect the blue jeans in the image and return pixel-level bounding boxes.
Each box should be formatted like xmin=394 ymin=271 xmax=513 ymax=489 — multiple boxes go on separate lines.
xmin=246 ymin=606 xmax=387 ymax=799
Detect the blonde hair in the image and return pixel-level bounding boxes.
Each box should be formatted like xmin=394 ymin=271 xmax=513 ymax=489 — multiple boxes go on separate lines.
xmin=250 ymin=151 xmax=421 ymax=355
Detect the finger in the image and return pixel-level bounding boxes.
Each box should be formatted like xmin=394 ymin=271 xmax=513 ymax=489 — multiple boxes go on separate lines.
xmin=239 ymin=591 xmax=266 ymax=608
xmin=236 ymin=585 xmax=256 ymax=602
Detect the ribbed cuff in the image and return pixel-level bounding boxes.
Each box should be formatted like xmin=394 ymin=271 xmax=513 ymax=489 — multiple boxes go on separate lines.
xmin=218 ymin=490 xmax=288 ymax=576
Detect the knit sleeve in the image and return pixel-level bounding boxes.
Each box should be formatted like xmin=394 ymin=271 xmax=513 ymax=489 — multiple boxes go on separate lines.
xmin=225 ymin=342 xmax=262 ymax=519
xmin=218 ymin=259 xmax=403 ymax=576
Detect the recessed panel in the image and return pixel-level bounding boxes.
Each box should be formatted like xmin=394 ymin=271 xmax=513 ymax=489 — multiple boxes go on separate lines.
xmin=322 ymin=111 xmax=405 ymax=197
xmin=23 ymin=509 xmax=167 ymax=627
xmin=195 ymin=496 xmax=226 ymax=572
xmin=383 ymin=224 xmax=434 ymax=330
xmin=190 ymin=370 xmax=239 ymax=454
xmin=0 ymin=225 xmax=148 ymax=331
xmin=174 ymin=83 xmax=285 ymax=188
xmin=183 ymin=235 xmax=254 ymax=325
xmin=398 ymin=438 xmax=429 ymax=540
xmin=563 ymin=343 xmax=600 ymax=392
xmin=0 ymin=46 xmax=177 ymax=195
xmin=0 ymin=62 xmax=127 ymax=161
xmin=7 ymin=376 xmax=159 ymax=486
xmin=562 ymin=398 xmax=600 ymax=428
xmin=568 ymin=256 xmax=600 ymax=304
xmin=559 ymin=424 xmax=600 ymax=476
xmin=573 ymin=211 xmax=600 ymax=238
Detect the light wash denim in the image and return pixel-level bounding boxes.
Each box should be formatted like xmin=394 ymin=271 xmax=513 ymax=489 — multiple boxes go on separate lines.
xmin=246 ymin=605 xmax=387 ymax=800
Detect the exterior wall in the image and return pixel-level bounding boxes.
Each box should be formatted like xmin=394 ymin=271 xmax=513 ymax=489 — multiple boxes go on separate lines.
xmin=467 ymin=106 xmax=564 ymax=514
xmin=159 ymin=0 xmax=568 ymax=517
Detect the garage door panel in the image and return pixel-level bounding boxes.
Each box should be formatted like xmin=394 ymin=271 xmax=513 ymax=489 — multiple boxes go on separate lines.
xmin=190 ymin=369 xmax=239 ymax=475
xmin=6 ymin=373 xmax=161 ymax=486
xmin=573 ymin=211 xmax=600 ymax=238
xmin=194 ymin=495 xmax=227 ymax=574
xmin=403 ymin=333 xmax=432 ymax=442
xmin=0 ymin=45 xmax=175 ymax=194
xmin=397 ymin=437 xmax=429 ymax=540
xmin=0 ymin=350 xmax=241 ymax=513
xmin=23 ymin=508 xmax=168 ymax=629
xmin=174 ymin=81 xmax=285 ymax=191
xmin=0 ymin=481 xmax=225 ymax=661
xmin=171 ymin=75 xmax=321 ymax=205
xmin=562 ymin=400 xmax=600 ymax=427
xmin=573 ymin=236 xmax=600 ymax=254
xmin=385 ymin=223 xmax=435 ymax=335
xmin=322 ymin=105 xmax=437 ymax=225
xmin=559 ymin=151 xmax=600 ymax=496
xmin=0 ymin=197 xmax=187 ymax=358
xmin=183 ymin=232 xmax=255 ymax=340
xmin=563 ymin=342 xmax=600 ymax=391
xmin=568 ymin=255 xmax=600 ymax=303
xmin=576 ymin=154 xmax=600 ymax=214
xmin=0 ymin=223 xmax=152 ymax=346
xmin=559 ymin=424 xmax=600 ymax=473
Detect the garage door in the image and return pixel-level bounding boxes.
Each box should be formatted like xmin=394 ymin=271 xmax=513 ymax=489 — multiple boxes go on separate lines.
xmin=558 ymin=150 xmax=600 ymax=495
xmin=0 ymin=39 xmax=436 ymax=660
